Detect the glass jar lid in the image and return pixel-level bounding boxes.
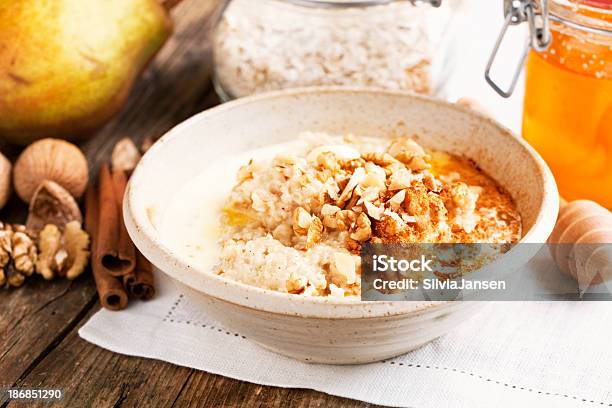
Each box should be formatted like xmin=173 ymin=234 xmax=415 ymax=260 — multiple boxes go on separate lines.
xmin=549 ymin=0 xmax=612 ymax=35
xmin=283 ymin=0 xmax=441 ymax=8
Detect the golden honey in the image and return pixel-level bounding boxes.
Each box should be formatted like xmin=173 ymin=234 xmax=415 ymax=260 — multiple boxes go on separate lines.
xmin=523 ymin=1 xmax=612 ymax=206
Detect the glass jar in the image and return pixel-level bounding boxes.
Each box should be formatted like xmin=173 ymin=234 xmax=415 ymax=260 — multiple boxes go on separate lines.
xmin=522 ymin=0 xmax=612 ymax=206
xmin=212 ymin=0 xmax=460 ymax=101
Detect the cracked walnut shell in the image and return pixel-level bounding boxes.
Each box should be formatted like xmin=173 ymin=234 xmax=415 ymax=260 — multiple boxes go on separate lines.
xmin=26 ymin=180 xmax=83 ymax=236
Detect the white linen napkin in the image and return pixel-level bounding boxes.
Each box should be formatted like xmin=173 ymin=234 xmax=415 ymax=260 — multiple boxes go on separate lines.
xmin=79 ymin=248 xmax=612 ymax=408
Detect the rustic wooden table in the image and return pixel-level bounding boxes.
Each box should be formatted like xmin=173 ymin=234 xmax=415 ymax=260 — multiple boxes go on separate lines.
xmin=0 ymin=2 xmax=376 ymax=407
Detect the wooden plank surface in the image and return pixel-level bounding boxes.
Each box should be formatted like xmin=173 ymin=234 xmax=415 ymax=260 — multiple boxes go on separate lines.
xmin=8 ymin=304 xmax=372 ymax=408
xmin=0 ymin=1 xmax=372 ymax=407
xmin=7 ymin=307 xmax=194 ymax=408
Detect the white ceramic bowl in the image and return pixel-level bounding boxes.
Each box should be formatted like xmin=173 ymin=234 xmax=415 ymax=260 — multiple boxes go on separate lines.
xmin=124 ymin=88 xmax=559 ymax=364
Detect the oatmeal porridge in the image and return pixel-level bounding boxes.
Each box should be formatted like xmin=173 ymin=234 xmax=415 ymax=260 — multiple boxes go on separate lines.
xmin=214 ymin=133 xmax=521 ymax=298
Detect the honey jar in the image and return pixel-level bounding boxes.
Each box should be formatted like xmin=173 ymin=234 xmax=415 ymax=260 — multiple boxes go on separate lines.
xmin=523 ymin=0 xmax=612 ymax=207
xmin=486 ymin=0 xmax=611 ymax=207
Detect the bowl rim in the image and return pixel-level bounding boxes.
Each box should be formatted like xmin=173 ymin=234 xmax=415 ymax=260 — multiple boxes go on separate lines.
xmin=124 ymin=86 xmax=559 ymax=319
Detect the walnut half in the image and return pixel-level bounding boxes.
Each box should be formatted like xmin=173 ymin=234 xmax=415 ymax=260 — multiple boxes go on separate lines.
xmin=12 ymin=225 xmax=37 ymax=277
xmin=0 ymin=223 xmax=12 ymax=286
xmin=0 ymin=223 xmax=38 ymax=288
xmin=36 ymin=221 xmax=90 ymax=281
xmin=63 ymin=221 xmax=90 ymax=280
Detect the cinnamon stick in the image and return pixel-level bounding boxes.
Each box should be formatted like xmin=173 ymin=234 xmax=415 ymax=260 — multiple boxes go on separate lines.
xmin=113 ymin=167 xmax=155 ymax=301
xmin=112 ymin=168 xmax=137 ymax=273
xmin=85 ymin=182 xmax=128 ymax=311
xmin=123 ymin=252 xmax=156 ymax=300
xmin=95 ymin=165 xmax=136 ymax=277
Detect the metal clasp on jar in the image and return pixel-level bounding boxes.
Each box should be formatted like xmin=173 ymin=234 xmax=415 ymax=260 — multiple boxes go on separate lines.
xmin=485 ymin=0 xmax=553 ymax=98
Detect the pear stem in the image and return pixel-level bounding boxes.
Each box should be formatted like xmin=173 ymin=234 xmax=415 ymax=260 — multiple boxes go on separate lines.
xmin=162 ymin=0 xmax=186 ymax=11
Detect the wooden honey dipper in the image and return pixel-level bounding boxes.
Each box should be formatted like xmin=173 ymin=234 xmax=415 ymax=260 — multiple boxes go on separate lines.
xmin=547 ymin=199 xmax=612 ymax=286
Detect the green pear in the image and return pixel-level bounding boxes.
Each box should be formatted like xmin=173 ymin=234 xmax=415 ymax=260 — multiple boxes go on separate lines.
xmin=0 ymin=0 xmax=174 ymax=145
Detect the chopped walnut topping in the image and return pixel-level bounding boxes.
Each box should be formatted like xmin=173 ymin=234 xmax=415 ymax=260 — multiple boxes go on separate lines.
xmin=448 ymin=182 xmax=477 ymax=211
xmin=357 ymin=186 xmax=380 ymax=204
xmin=345 ymin=237 xmax=362 ymax=253
xmin=364 ymin=200 xmax=384 ymax=220
xmin=306 ymin=216 xmax=323 ymax=249
xmin=339 ymin=157 xmax=366 ymax=171
xmin=286 ymin=273 xmax=307 ymax=294
xmin=335 ymin=210 xmax=357 ymax=231
xmin=423 ymin=172 xmax=443 ymax=192
xmin=388 ymin=168 xmax=412 ymax=190
xmin=337 ymin=167 xmax=365 ymax=203
xmin=237 ymin=160 xmax=254 ymax=183
xmin=389 ymin=137 xmax=432 ymax=171
xmin=364 ymin=162 xmax=387 ymax=182
xmin=362 ymin=152 xmax=396 ymax=166
xmin=350 ymin=212 xmax=372 ymax=242
xmin=444 ymin=182 xmax=480 ymax=233
xmin=396 ymin=151 xmax=431 ymax=171
xmin=292 ymin=207 xmax=312 ymax=235
xmin=344 ymin=192 xmax=361 ymax=210
xmin=272 ymin=224 xmax=293 ymax=246
xmin=360 ymin=172 xmax=386 ymax=192
xmin=316 ymin=151 xmax=339 ymax=172
xmin=330 ymin=252 xmax=356 ymax=286
xmin=388 ymin=190 xmax=406 ymax=208
xmin=321 ymin=204 xmax=341 ymax=217
xmin=388 ymin=137 xmax=426 ymax=157
xmin=322 ymin=215 xmax=338 ymax=229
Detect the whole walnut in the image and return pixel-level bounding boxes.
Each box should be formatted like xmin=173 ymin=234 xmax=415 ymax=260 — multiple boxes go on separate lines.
xmin=13 ymin=138 xmax=88 ymax=203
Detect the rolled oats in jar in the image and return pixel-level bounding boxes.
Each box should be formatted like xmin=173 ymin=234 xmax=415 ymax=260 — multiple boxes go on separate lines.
xmin=212 ymin=0 xmax=460 ymax=100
